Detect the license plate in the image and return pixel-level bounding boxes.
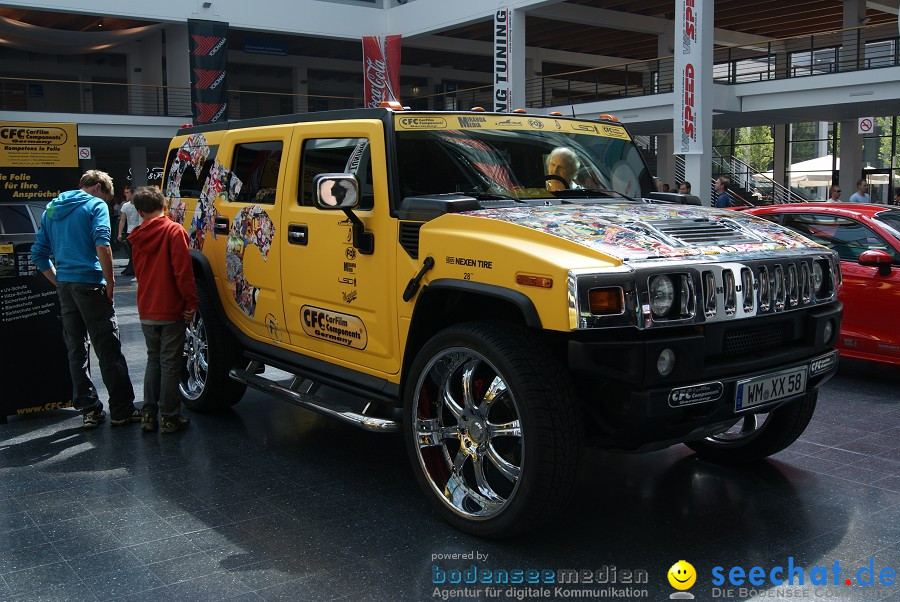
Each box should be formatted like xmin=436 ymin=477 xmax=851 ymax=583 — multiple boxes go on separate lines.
xmin=735 ymin=366 xmax=807 ymax=411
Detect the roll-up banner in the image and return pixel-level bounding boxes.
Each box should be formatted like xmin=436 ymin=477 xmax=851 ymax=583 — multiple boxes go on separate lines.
xmin=675 ymin=0 xmax=702 ymax=155
xmin=362 ymin=35 xmax=401 ymax=109
xmin=493 ymin=8 xmax=513 ymax=113
xmin=188 ymin=19 xmax=229 ymax=125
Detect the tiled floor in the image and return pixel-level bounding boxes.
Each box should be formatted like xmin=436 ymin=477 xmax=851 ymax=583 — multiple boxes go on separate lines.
xmin=2 ymin=283 xmax=900 ymax=601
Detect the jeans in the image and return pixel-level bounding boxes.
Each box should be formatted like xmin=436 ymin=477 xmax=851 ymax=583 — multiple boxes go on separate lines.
xmin=141 ymin=321 xmax=186 ymax=417
xmin=57 ymin=282 xmax=135 ymax=419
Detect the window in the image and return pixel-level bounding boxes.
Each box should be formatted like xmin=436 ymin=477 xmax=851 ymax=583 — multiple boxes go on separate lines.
xmin=299 ymin=138 xmax=374 ymax=209
xmin=164 ymin=144 xmax=218 ymax=199
xmin=231 ymin=141 xmax=283 ymax=204
xmin=782 ymin=213 xmax=900 ymax=263
xmin=0 ymin=205 xmax=35 ymax=235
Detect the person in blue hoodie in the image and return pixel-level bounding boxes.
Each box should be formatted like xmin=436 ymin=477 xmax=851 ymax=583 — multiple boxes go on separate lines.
xmin=31 ymin=170 xmax=139 ymax=429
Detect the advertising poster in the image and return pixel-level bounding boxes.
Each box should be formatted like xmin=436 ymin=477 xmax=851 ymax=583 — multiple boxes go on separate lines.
xmin=674 ymin=0 xmax=702 ymax=154
xmin=188 ymin=19 xmax=229 ymax=124
xmin=493 ymin=8 xmax=513 ymax=113
xmin=362 ymin=35 xmax=401 ymax=108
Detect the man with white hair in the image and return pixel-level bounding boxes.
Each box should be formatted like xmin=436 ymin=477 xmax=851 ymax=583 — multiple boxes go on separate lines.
xmin=545 ymin=147 xmax=581 ymax=191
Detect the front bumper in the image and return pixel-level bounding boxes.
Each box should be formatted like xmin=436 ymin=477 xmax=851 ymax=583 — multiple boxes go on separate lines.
xmin=567 ymin=302 xmax=842 ymax=451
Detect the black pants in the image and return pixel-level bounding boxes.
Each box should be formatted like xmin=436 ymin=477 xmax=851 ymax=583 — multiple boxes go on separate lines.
xmin=122 ymin=233 xmax=134 ymax=275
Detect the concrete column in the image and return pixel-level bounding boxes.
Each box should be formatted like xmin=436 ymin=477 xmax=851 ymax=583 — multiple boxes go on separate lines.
xmin=657 ymin=30 xmax=674 ymax=93
xmin=293 ymin=65 xmax=309 ymax=114
xmin=678 ymin=0 xmax=713 ymax=206
xmin=130 ymin=146 xmax=148 ymax=188
xmin=125 ymin=31 xmax=164 ymax=116
xmin=842 ymin=0 xmax=866 ymax=71
xmin=839 ymin=120 xmax=862 ymax=197
xmin=509 ymin=8 xmax=526 ymax=109
xmin=773 ymin=123 xmax=787 ymax=201
xmin=657 ymin=134 xmax=675 ymax=187
xmin=164 ymin=24 xmax=192 ymax=118
xmin=525 ymin=56 xmax=542 ymax=107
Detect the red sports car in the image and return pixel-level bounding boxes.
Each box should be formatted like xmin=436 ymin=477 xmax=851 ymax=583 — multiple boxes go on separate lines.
xmin=745 ymin=203 xmax=900 ymax=366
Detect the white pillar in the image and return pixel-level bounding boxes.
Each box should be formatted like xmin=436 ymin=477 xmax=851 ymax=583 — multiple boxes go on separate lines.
xmin=164 ymin=24 xmax=191 ymax=118
xmin=657 ymin=134 xmax=675 ymax=187
xmin=839 ymin=120 xmax=862 ymax=198
xmin=525 ymin=56 xmax=542 ymax=108
xmin=677 ymin=0 xmax=713 ymax=206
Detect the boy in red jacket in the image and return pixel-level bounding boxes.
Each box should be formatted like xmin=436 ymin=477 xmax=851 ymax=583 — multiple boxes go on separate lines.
xmin=129 ymin=187 xmax=198 ymax=433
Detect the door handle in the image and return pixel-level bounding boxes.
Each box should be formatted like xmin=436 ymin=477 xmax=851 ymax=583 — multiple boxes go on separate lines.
xmin=288 ymin=224 xmax=308 ymax=245
xmin=213 ymin=216 xmax=229 ymax=235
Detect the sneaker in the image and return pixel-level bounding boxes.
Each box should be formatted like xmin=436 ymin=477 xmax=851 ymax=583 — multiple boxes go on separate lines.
xmin=110 ymin=408 xmax=142 ymax=426
xmin=131 ymin=278 xmax=138 ymax=283
xmin=160 ymin=414 xmax=190 ymax=434
xmin=83 ymin=409 xmax=106 ymax=429
xmin=141 ymin=413 xmax=157 ymax=433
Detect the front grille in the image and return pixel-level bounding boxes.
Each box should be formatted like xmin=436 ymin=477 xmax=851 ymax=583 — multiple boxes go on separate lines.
xmin=654 ymin=219 xmax=757 ymax=246
xmin=723 ymin=323 xmax=788 ymax=356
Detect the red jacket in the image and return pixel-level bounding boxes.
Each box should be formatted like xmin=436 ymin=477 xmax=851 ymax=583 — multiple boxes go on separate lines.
xmin=128 ymin=215 xmax=198 ymax=321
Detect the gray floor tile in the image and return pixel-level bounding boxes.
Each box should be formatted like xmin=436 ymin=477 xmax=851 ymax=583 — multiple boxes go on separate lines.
xmin=166 ymin=571 xmax=253 ymax=602
xmin=126 ymin=535 xmax=201 ymax=566
xmin=82 ymin=565 xmax=166 ymax=602
xmin=67 ymin=547 xmax=144 ymax=579
xmin=3 ymin=561 xmax=80 ymax=596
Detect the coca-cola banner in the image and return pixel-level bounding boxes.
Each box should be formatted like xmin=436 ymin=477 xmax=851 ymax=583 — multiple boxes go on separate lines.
xmin=493 ymin=9 xmax=513 ymax=113
xmin=188 ymin=19 xmax=229 ymax=124
xmin=362 ymin=35 xmax=401 ymax=108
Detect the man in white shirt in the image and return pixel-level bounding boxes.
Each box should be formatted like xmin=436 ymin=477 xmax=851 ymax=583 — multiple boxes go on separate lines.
xmin=848 ymin=179 xmax=870 ymax=203
xmin=117 ymin=184 xmax=142 ymax=277
xmin=826 ymin=184 xmax=841 ymax=202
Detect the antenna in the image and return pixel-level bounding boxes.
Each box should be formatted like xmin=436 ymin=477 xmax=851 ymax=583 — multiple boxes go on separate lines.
xmin=570 ymin=105 xmax=576 ymax=117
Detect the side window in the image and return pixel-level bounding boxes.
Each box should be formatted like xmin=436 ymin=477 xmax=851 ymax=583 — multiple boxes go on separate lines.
xmin=299 ymin=138 xmax=374 ymax=210
xmin=0 ymin=205 xmax=35 ymax=235
xmin=231 ymin=141 xmax=283 ymax=204
xmin=783 ymin=213 xmax=897 ymax=262
xmin=164 ymin=145 xmax=218 ymax=198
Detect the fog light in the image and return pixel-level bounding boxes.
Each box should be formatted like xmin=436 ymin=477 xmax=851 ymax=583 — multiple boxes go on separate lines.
xmin=823 ymin=319 xmax=834 ymax=344
xmin=657 ymin=348 xmax=676 ymax=377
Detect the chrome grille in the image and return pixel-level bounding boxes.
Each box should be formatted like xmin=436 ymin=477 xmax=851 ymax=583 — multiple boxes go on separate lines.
xmin=653 ymin=219 xmax=758 ymax=246
xmin=724 ymin=323 xmax=789 ymax=356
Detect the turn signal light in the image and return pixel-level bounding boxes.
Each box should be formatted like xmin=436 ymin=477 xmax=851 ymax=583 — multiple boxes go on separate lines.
xmin=549 ymin=111 xmax=563 ymax=116
xmin=470 ymin=106 xmax=486 ymax=112
xmin=379 ymin=101 xmax=404 ymax=110
xmin=516 ymin=274 xmax=553 ymax=288
xmin=513 ymin=108 xmax=527 ymax=113
xmin=588 ymin=287 xmax=623 ymax=315
xmin=599 ymin=113 xmax=620 ymax=122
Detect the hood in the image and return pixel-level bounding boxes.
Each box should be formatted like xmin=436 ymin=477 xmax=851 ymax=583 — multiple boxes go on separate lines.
xmin=460 ymin=204 xmax=824 ymax=263
xmin=44 ymin=190 xmax=97 ymax=221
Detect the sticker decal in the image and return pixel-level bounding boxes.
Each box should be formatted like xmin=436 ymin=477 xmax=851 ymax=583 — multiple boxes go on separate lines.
xmin=301 ymin=306 xmax=368 ymax=349
xmin=188 ymin=160 xmax=240 ymax=250
xmin=225 ymin=206 xmax=274 ymax=318
xmin=165 ymin=133 xmax=209 ymax=225
xmin=265 ymin=313 xmax=284 ymax=342
xmin=668 ymin=382 xmax=724 ymax=407
xmin=809 ymin=352 xmax=837 ymax=376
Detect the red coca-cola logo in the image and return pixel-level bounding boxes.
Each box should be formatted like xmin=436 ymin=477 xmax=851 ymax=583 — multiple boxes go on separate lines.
xmin=363 ymin=36 xmax=399 ymax=108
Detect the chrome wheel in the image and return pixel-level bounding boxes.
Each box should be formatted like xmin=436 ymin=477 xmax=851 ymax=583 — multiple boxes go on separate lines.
xmin=706 ymin=412 xmax=771 ymax=443
xmin=179 ymin=313 xmax=208 ymax=401
xmin=412 ymin=348 xmax=523 ymax=520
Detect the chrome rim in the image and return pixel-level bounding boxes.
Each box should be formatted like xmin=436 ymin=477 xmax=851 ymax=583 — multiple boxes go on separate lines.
xmin=707 ymin=412 xmax=771 ymax=443
xmin=412 ymin=348 xmax=523 ymax=520
xmin=179 ymin=313 xmax=208 ymax=400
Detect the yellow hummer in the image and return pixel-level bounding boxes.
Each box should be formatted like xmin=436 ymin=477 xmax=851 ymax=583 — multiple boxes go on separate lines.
xmin=163 ymin=108 xmax=841 ymax=537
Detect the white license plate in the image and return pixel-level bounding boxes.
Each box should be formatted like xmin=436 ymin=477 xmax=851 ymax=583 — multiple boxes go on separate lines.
xmin=735 ymin=367 xmax=807 ymax=411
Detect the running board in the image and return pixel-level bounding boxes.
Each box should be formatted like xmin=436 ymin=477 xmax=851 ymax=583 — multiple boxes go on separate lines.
xmin=229 ymin=368 xmax=399 ymax=433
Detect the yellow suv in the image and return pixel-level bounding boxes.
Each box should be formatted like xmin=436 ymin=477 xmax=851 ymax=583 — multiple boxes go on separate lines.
xmin=163 ymin=108 xmax=841 ymax=537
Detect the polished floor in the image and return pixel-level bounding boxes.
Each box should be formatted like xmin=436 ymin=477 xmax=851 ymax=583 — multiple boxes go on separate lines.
xmin=2 ymin=277 xmax=900 ymax=601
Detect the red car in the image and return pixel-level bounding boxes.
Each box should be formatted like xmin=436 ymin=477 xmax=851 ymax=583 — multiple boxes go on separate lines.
xmin=745 ymin=203 xmax=900 ymax=365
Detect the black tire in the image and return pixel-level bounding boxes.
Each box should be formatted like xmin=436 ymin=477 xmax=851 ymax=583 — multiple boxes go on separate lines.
xmin=685 ymin=389 xmax=818 ymax=462
xmin=178 ymin=277 xmax=246 ymax=412
xmin=403 ymin=321 xmax=582 ymax=538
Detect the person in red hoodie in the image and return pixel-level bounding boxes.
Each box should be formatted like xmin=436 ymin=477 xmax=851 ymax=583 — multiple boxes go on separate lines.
xmin=128 ymin=186 xmax=198 ymax=433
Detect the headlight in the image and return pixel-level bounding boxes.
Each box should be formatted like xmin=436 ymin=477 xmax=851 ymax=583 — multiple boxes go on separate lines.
xmin=649 ymin=275 xmax=675 ymax=317
xmin=812 ymin=261 xmax=824 ymax=293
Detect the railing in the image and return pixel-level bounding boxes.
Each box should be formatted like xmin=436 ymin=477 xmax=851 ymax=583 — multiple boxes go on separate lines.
xmin=712 ymin=149 xmax=807 ymax=205
xmin=0 ymin=76 xmax=363 ymax=119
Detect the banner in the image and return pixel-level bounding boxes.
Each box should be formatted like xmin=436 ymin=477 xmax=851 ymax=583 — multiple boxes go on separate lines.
xmin=0 ymin=122 xmax=78 ymax=168
xmin=362 ymin=35 xmax=401 ymax=109
xmin=188 ymin=19 xmax=229 ymax=125
xmin=493 ymin=9 xmax=513 ymax=113
xmin=674 ymin=0 xmax=702 ymax=154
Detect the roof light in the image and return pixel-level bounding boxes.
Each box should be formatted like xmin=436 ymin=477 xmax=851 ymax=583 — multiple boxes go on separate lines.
xmin=470 ymin=106 xmax=486 ymax=112
xmin=599 ymin=113 xmax=620 ymax=122
xmin=379 ymin=101 xmax=404 ymax=110
xmin=549 ymin=111 xmax=563 ymax=116
xmin=513 ymin=109 xmax=527 ymax=113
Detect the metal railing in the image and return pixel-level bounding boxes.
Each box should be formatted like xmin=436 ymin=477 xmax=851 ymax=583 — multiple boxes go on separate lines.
xmin=712 ymin=149 xmax=807 ymax=204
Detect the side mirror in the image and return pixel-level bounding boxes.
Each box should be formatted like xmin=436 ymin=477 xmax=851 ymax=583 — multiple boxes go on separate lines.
xmin=314 ymin=174 xmax=359 ymax=210
xmin=858 ymin=249 xmax=893 ymax=276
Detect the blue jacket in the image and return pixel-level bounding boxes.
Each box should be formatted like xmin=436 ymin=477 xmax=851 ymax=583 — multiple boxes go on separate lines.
xmin=30 ymin=190 xmax=111 ymax=285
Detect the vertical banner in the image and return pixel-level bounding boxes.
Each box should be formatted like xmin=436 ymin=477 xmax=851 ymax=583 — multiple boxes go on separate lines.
xmin=188 ymin=19 xmax=229 ymax=125
xmin=362 ymin=35 xmax=401 ymax=108
xmin=493 ymin=8 xmax=513 ymax=113
xmin=674 ymin=0 xmax=702 ymax=154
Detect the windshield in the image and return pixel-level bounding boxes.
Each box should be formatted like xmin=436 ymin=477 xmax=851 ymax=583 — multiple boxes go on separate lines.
xmin=394 ymin=114 xmax=653 ymax=201
xmin=874 ymin=209 xmax=900 ymax=241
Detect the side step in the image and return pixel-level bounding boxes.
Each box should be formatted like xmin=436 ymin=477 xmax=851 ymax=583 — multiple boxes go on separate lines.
xmin=229 ymin=368 xmax=399 ymax=433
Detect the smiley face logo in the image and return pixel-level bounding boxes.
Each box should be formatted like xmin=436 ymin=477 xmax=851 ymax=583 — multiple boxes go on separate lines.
xmin=668 ymin=560 xmax=696 ymax=591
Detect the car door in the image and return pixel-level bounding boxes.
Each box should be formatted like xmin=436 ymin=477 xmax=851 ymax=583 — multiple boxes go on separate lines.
xmin=279 ymin=120 xmax=400 ymax=377
xmin=781 ymin=212 xmax=900 ymax=361
xmin=206 ymin=126 xmax=289 ymax=343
